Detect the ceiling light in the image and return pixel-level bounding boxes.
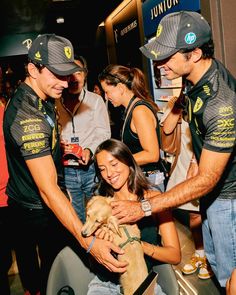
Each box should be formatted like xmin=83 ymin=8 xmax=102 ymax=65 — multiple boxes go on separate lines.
xmin=56 ymin=17 xmax=65 ymax=24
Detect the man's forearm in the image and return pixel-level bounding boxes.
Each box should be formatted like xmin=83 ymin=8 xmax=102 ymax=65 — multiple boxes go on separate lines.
xmin=149 ymin=173 xmax=216 ymax=213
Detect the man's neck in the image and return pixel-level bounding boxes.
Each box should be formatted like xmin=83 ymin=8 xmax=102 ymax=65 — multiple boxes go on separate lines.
xmin=187 ymin=58 xmax=212 ymax=85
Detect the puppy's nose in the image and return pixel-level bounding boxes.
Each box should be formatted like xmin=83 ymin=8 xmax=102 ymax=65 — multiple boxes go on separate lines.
xmin=81 ymin=230 xmax=88 ymax=237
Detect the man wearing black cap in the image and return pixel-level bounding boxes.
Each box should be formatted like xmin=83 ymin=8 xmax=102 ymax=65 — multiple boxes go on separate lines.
xmin=111 ymin=11 xmax=236 ymax=288
xmin=3 ymin=34 xmax=127 ymax=295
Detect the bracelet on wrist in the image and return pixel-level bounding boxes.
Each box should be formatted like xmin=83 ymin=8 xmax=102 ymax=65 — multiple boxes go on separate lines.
xmin=86 ymin=236 xmax=96 ymax=253
xmin=190 ymin=158 xmax=197 ymax=164
xmin=150 ymin=244 xmax=155 ymax=257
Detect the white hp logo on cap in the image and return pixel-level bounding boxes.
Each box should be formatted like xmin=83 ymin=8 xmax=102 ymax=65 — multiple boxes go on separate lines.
xmin=185 ymin=32 xmax=196 ymax=44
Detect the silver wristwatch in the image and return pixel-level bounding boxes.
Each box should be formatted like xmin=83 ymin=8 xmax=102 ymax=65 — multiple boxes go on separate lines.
xmin=141 ymin=199 xmax=152 ymax=217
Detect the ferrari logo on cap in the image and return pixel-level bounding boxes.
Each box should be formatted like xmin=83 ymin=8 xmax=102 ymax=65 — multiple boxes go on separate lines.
xmin=64 ymin=47 xmax=72 ymax=59
xmin=156 ymin=24 xmax=163 ymax=38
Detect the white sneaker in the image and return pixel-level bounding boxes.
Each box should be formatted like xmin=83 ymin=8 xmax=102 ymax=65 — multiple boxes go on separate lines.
xmin=198 ymin=257 xmax=214 ymax=279
xmin=182 ymin=253 xmax=202 ymax=275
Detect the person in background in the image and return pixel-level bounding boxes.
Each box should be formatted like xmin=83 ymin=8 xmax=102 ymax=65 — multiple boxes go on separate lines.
xmin=0 ymin=83 xmax=12 ymax=295
xmin=87 ymin=138 xmax=180 ymax=295
xmin=111 ymin=11 xmax=236 ymax=289
xmin=56 ymin=55 xmax=111 ymax=222
xmin=226 ymin=269 xmax=236 ymax=295
xmin=3 ymin=34 xmax=127 ymax=295
xmin=93 ymin=78 xmax=124 ymax=140
xmin=161 ymin=95 xmax=213 ymax=280
xmin=98 ymin=65 xmax=165 ymax=192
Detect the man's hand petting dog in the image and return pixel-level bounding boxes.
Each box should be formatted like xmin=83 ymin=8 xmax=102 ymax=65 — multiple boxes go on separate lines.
xmin=86 ymin=237 xmax=128 ymax=273
xmin=111 ymin=200 xmax=144 ymax=224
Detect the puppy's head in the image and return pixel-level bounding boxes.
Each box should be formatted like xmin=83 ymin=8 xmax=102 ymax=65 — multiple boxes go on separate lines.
xmin=81 ymin=196 xmax=113 ymax=237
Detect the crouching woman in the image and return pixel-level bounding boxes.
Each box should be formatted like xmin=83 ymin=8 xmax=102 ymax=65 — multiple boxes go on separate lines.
xmin=87 ymin=139 xmax=181 ymax=295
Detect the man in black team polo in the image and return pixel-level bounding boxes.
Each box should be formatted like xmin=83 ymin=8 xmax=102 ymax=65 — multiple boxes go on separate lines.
xmin=111 ymin=11 xmax=236 ymax=289
xmin=3 ymin=34 xmax=127 ymax=295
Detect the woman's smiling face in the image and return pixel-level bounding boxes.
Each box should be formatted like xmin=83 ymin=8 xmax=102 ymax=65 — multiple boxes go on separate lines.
xmin=96 ymin=150 xmax=130 ymax=190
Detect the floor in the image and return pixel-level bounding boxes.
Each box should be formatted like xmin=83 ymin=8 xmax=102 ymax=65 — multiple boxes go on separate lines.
xmin=8 ymin=211 xmax=225 ymax=295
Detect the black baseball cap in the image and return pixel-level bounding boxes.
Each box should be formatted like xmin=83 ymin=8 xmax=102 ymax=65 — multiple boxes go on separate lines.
xmin=140 ymin=11 xmax=212 ymax=61
xmin=28 ymin=34 xmax=83 ymax=76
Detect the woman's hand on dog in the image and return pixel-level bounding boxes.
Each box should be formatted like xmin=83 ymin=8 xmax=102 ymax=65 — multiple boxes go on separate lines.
xmin=95 ymin=225 xmax=114 ymax=242
xmin=89 ymin=238 xmax=128 ymax=272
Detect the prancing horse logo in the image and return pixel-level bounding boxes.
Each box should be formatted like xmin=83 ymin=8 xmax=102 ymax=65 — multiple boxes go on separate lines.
xmin=64 ymin=47 xmax=72 ymax=59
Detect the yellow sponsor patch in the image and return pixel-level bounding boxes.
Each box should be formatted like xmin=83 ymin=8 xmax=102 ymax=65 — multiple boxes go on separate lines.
xmin=219 ymin=106 xmax=234 ymax=117
xmin=23 ymin=124 xmax=41 ymax=133
xmin=20 ymin=118 xmax=42 ymax=125
xmin=203 ymin=85 xmax=211 ymax=96
xmin=193 ymin=97 xmax=203 ymax=113
xmin=218 ymin=118 xmax=235 ymax=128
xmin=23 ymin=140 xmax=45 ymax=151
xmin=22 ymin=133 xmax=45 ymax=141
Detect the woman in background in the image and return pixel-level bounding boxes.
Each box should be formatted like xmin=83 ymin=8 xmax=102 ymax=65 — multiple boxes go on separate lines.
xmin=99 ymin=65 xmax=165 ymax=191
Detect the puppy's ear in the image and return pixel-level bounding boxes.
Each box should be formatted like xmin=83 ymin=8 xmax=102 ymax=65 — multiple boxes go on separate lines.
xmin=107 ymin=216 xmax=121 ymax=237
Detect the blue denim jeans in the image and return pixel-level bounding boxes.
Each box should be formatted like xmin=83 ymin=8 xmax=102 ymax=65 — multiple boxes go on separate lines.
xmin=87 ymin=275 xmax=166 ymax=295
xmin=64 ymin=163 xmax=96 ymax=223
xmin=146 ymin=171 xmax=165 ymax=192
xmin=202 ymin=198 xmax=236 ymax=287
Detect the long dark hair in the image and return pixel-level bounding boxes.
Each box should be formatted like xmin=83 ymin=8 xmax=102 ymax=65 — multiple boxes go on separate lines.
xmin=98 ymin=64 xmax=159 ymax=113
xmin=94 ymin=139 xmax=151 ymax=200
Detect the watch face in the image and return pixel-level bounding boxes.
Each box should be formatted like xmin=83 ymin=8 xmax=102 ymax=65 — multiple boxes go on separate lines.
xmin=141 ymin=200 xmax=152 ymax=214
xmin=142 ymin=200 xmax=151 ymax=211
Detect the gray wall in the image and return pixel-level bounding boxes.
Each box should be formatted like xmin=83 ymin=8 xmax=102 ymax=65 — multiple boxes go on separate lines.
xmin=201 ymin=0 xmax=236 ymax=77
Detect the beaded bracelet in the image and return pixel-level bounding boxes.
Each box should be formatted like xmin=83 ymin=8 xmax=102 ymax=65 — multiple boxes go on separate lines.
xmin=86 ymin=236 xmax=96 ymax=253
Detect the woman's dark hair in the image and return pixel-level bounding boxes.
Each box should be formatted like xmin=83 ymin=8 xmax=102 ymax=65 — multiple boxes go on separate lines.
xmin=94 ymin=138 xmax=151 ymax=200
xmin=98 ymin=64 xmax=159 ymax=113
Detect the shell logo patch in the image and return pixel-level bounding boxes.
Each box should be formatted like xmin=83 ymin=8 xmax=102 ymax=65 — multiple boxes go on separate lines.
xmin=185 ymin=32 xmax=196 ymax=45
xmin=64 ymin=47 xmax=72 ymax=59
xmin=193 ymin=97 xmax=203 ymax=113
xmin=34 ymin=51 xmax=42 ymax=61
xmin=156 ymin=24 xmax=163 ymax=38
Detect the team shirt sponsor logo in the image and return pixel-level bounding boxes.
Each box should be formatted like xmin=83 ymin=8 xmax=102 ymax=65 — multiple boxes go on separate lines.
xmin=219 ymin=106 xmax=234 ymax=116
xmin=193 ymin=97 xmax=203 ymax=113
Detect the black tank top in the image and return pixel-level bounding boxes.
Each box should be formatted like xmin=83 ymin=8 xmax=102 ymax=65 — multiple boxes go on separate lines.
xmin=122 ymin=99 xmax=161 ymax=172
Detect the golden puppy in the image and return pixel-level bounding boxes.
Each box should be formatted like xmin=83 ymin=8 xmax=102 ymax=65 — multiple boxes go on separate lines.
xmin=81 ymin=196 xmax=149 ymax=295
